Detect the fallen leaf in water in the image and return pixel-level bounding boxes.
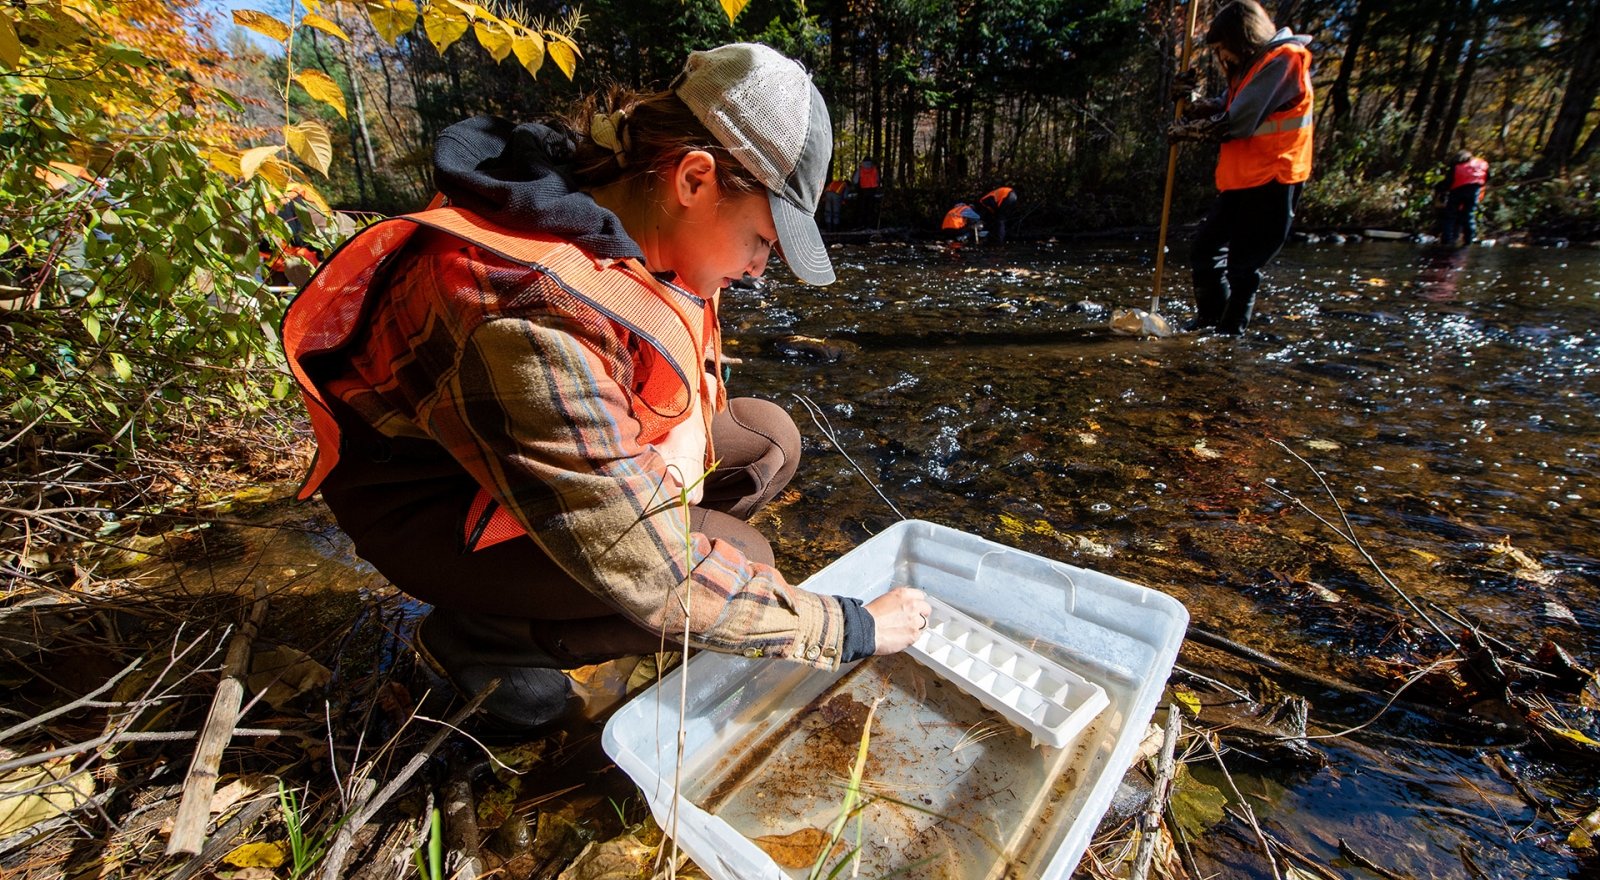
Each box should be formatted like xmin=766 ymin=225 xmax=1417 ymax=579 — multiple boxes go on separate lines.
xmin=1189 ymin=439 xmax=1221 ymax=460
xmin=753 ymin=827 xmax=845 ymax=869
xmin=556 ymin=832 xmax=655 ymax=880
xmin=1303 ymin=439 xmax=1340 ymax=452
xmin=1568 ymin=807 xmax=1600 ymax=849
xmin=1171 ymin=686 xmax=1202 ymax=717
xmin=1168 ymin=764 xmax=1227 ymax=838
xmin=1544 ymin=602 xmax=1579 ymax=624
xmin=246 ymin=644 xmax=331 ymax=709
xmin=1365 ymin=277 xmax=1389 ymax=287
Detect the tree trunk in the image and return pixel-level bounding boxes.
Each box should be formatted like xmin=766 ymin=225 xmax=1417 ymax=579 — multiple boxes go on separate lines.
xmin=1418 ymin=0 xmax=1471 ymax=162
xmin=1432 ymin=11 xmax=1486 ymax=160
xmin=1536 ymin=4 xmax=1600 ymax=175
xmin=1400 ymin=15 xmax=1454 ymax=156
xmin=1329 ymin=0 xmax=1372 ymax=127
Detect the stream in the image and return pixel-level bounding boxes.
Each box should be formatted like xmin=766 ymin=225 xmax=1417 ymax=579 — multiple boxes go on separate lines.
xmin=143 ymin=236 xmax=1600 ymax=878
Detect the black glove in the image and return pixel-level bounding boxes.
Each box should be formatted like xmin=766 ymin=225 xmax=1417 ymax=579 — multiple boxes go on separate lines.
xmin=1166 ymin=116 xmax=1226 ymax=144
xmin=1168 ymin=67 xmax=1202 ymax=104
xmin=1182 ymin=96 xmax=1224 ymax=119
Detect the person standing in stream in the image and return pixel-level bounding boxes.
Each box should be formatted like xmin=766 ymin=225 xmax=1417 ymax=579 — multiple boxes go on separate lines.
xmin=281 ymin=43 xmax=931 ymax=731
xmin=1168 ymin=0 xmax=1314 ymax=335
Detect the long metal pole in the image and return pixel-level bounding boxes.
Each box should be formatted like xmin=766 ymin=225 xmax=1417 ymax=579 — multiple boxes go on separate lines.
xmin=1152 ymin=0 xmax=1205 ymax=313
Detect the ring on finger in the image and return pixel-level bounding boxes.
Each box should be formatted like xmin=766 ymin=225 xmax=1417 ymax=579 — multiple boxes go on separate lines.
xmin=918 ymin=613 xmax=929 ymax=629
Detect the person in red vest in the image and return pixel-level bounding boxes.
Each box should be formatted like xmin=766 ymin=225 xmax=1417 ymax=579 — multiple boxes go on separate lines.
xmin=851 ymin=157 xmax=883 ymax=228
xmin=280 ymin=44 xmax=930 ymax=731
xmin=1167 ymin=0 xmax=1313 ymax=335
xmin=1440 ymin=149 xmax=1489 ymax=247
xmin=977 ymin=186 xmax=1018 ymax=244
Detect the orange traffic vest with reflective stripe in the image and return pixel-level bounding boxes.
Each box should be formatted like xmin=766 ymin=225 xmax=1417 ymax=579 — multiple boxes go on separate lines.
xmin=1451 ymin=157 xmax=1488 ymax=189
xmin=825 ymin=179 xmax=849 ymax=195
xmin=1216 ymin=43 xmax=1314 ymax=191
xmin=282 ymin=206 xmax=720 ymax=502
xmin=942 ymin=204 xmax=976 ymax=229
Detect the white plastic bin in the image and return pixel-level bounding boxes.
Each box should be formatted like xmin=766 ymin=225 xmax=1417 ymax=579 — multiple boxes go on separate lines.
xmin=601 ymin=519 xmax=1188 ymax=880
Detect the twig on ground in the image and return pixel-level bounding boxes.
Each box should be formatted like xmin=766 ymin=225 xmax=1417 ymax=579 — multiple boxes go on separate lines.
xmin=318 ymin=681 xmax=497 ymax=880
xmin=167 ymin=583 xmax=270 ymax=856
xmin=1130 ymin=705 xmax=1181 ymax=880
xmin=442 ymin=755 xmax=483 ymax=880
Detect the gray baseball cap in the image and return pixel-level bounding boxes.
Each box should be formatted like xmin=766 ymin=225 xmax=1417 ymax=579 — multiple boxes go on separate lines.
xmin=675 ymin=43 xmax=835 ymax=286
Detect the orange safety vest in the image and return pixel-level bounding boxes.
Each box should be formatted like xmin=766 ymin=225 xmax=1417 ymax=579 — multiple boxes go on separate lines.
xmin=855 ymin=163 xmax=880 ymax=189
xmin=942 ymin=204 xmax=976 ymax=229
xmin=282 ymin=206 xmax=721 ymax=504
xmin=981 ymin=187 xmax=1013 ymax=208
xmin=1216 ymin=43 xmax=1314 ymax=192
xmin=825 ymin=179 xmax=849 ymax=195
xmin=1451 ymin=157 xmax=1488 ymax=189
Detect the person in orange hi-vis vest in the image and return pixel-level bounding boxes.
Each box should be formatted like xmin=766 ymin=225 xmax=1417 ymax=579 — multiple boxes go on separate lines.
xmin=1168 ymin=0 xmax=1313 ymax=335
xmin=1440 ymin=149 xmax=1489 ymax=247
xmin=941 ymin=202 xmax=983 ymax=246
xmin=279 ymin=44 xmax=930 ymax=731
xmin=821 ymin=177 xmax=850 ymax=231
xmin=978 ymin=186 xmax=1018 ymax=244
xmin=851 ymin=157 xmax=883 ymax=228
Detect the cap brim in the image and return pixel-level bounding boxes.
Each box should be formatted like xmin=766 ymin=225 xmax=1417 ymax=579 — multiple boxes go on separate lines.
xmin=770 ymin=191 xmax=834 ymax=285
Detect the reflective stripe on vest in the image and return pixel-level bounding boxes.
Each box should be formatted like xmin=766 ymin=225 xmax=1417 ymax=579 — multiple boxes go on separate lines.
xmin=1216 ymin=42 xmax=1314 ymax=191
xmin=282 ymin=206 xmax=719 ymax=502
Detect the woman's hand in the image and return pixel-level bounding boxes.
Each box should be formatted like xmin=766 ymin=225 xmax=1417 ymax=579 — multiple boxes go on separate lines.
xmin=865 ymin=586 xmax=933 ymax=655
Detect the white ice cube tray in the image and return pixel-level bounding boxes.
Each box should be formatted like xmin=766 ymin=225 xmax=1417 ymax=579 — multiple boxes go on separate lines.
xmin=907 ymin=596 xmax=1110 ymax=749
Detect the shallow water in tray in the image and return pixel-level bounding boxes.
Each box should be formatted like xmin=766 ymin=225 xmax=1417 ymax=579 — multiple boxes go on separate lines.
xmin=692 ymin=652 xmax=1081 ymax=880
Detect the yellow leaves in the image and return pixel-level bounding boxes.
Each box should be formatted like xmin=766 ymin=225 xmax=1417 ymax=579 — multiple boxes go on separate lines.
xmin=223 ymin=841 xmax=287 ymax=869
xmin=0 ymin=760 xmax=95 ymax=836
xmin=285 ymin=121 xmax=333 ymax=177
xmin=1569 ymin=807 xmax=1600 ymax=850
xmin=511 ymin=31 xmax=545 ymax=77
xmin=718 ymin=0 xmax=752 ymax=23
xmin=293 ymin=69 xmax=347 ymax=119
xmin=422 ymin=0 xmax=470 ymax=55
xmin=232 ymin=9 xmax=291 ymax=43
xmin=240 ymin=145 xmax=283 ymax=181
xmin=1171 ymin=686 xmax=1202 ymax=717
xmin=473 ymin=16 xmax=514 ymax=62
xmin=300 ymin=12 xmax=350 ymax=42
xmin=0 ymin=11 xmax=21 ymax=69
xmin=365 ymin=0 xmax=418 ymax=44
xmin=545 ymin=30 xmax=580 ymax=80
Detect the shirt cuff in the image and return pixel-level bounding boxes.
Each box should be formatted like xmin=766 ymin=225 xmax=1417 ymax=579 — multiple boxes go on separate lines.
xmin=836 ymin=596 xmax=876 ymax=663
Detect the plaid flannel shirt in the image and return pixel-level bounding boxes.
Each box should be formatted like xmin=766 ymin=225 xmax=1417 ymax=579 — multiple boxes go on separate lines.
xmin=321 ymin=229 xmax=847 ymax=668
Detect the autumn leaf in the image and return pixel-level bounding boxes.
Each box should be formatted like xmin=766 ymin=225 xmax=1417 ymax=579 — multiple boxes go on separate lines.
xmin=232 ymin=9 xmax=291 ymax=43
xmin=285 ymin=120 xmax=333 ymax=176
xmin=753 ymin=828 xmax=844 ymax=869
xmin=1171 ymin=686 xmax=1202 ymax=717
xmin=257 ymin=156 xmax=293 ymax=189
xmin=545 ymin=31 xmax=579 ymax=79
xmin=239 ymin=144 xmax=282 ymax=181
xmin=223 ymin=841 xmax=287 ymax=869
xmin=422 ymin=0 xmax=470 ymax=54
xmin=365 ymin=0 xmax=418 ymax=44
xmin=293 ymin=69 xmax=347 ymax=118
xmin=555 ymin=833 xmax=654 ymax=880
xmin=473 ymin=16 xmax=513 ymax=62
xmin=0 ymin=761 xmax=94 ymax=835
xmin=718 ymin=0 xmax=751 ymax=22
xmin=511 ymin=30 xmax=544 ymax=76
xmin=301 ymin=12 xmax=350 ymax=42
xmin=0 ymin=11 xmax=21 ymax=69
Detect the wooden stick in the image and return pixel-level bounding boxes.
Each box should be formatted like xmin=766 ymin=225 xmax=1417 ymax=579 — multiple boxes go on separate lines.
xmin=165 ymin=584 xmax=270 ymax=856
xmin=442 ymin=756 xmax=484 ymax=880
xmin=1152 ymin=0 xmax=1205 ymax=313
xmin=318 ymin=681 xmax=497 ymax=880
xmin=1131 ymin=705 xmax=1182 ymax=880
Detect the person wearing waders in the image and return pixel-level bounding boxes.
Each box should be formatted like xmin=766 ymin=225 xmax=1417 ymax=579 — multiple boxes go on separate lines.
xmin=1167 ymin=0 xmax=1314 ymax=335
xmin=1440 ymin=150 xmax=1488 ymax=247
xmin=280 ymin=44 xmax=931 ymax=732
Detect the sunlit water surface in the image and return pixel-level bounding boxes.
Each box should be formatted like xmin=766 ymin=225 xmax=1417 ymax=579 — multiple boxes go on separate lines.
xmin=148 ymin=238 xmax=1600 ymax=878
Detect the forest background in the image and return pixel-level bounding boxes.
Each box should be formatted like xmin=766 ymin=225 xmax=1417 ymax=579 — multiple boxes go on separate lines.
xmin=4 ymin=0 xmax=1600 ymax=620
